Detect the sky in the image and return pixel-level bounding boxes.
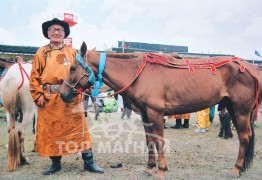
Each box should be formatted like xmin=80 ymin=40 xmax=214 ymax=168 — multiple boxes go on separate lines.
xmin=0 ymin=0 xmax=262 ymax=60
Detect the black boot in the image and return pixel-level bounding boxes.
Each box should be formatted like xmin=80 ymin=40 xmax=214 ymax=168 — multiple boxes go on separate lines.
xmin=82 ymin=149 xmax=104 ymax=174
xmin=170 ymin=119 xmax=182 ymax=129
xmin=182 ymin=119 xmax=189 ymax=128
xmin=43 ymin=156 xmax=62 ymax=175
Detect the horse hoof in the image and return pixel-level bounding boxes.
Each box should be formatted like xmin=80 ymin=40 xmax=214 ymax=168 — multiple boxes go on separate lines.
xmin=155 ymin=170 xmax=165 ymax=180
xmin=21 ymin=156 xmax=30 ymax=165
xmin=228 ymin=168 xmax=240 ymax=178
xmin=143 ymin=167 xmax=153 ymax=176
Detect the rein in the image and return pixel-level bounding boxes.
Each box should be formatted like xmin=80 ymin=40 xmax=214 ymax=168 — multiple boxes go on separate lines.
xmin=76 ymin=54 xmax=147 ymax=99
xmin=89 ymin=60 xmax=147 ymax=99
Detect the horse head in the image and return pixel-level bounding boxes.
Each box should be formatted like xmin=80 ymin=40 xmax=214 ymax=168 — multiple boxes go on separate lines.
xmin=60 ymin=42 xmax=95 ymax=102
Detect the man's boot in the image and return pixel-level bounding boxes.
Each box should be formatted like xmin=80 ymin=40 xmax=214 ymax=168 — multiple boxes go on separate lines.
xmin=182 ymin=119 xmax=189 ymax=128
xmin=82 ymin=149 xmax=104 ymax=174
xmin=43 ymin=156 xmax=62 ymax=175
xmin=170 ymin=119 xmax=182 ymax=129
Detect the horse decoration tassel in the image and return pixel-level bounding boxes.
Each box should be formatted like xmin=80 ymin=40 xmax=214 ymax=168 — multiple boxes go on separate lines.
xmin=91 ymin=53 xmax=106 ymax=97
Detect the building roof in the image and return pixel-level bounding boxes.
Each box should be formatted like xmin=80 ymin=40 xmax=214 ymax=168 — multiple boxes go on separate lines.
xmin=0 ymin=44 xmax=38 ymax=55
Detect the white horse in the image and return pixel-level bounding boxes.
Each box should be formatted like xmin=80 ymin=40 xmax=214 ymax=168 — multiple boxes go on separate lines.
xmin=0 ymin=62 xmax=35 ymax=171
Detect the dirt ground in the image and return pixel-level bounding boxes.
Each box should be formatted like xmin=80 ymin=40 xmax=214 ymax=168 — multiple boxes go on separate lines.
xmin=0 ymin=110 xmax=262 ymax=180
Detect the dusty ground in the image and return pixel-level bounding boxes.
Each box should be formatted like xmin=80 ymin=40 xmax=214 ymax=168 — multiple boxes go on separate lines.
xmin=0 ymin=110 xmax=261 ymax=180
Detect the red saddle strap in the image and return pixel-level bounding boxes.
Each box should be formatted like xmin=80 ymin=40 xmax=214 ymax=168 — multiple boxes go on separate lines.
xmin=240 ymin=65 xmax=245 ymax=72
xmin=18 ymin=63 xmax=30 ymax=90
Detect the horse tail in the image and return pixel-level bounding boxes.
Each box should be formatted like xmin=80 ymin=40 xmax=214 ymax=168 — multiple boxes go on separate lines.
xmin=1 ymin=71 xmax=21 ymax=171
xmin=243 ymin=123 xmax=255 ymax=171
xmin=6 ymin=129 xmax=21 ymax=171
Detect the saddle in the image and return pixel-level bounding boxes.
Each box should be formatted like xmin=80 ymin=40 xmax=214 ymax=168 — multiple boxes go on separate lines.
xmin=143 ymin=53 xmax=244 ymax=75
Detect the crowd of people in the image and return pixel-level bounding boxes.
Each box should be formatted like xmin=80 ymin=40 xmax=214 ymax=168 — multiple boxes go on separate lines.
xmin=167 ymin=105 xmax=220 ymax=133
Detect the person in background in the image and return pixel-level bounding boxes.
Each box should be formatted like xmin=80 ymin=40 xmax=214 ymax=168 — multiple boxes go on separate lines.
xmin=121 ymin=97 xmax=132 ymax=119
xmin=29 ymin=18 xmax=104 ymax=175
xmin=170 ymin=113 xmax=190 ymax=129
xmin=218 ymin=107 xmax=233 ymax=139
xmin=209 ymin=105 xmax=215 ymax=124
xmin=194 ymin=108 xmax=210 ymax=133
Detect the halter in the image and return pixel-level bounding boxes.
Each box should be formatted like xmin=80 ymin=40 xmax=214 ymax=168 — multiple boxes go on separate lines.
xmin=63 ymin=71 xmax=90 ymax=94
xmin=63 ymin=54 xmax=95 ymax=94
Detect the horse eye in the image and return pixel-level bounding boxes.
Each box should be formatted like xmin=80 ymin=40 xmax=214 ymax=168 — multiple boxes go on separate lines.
xmin=70 ymin=67 xmax=76 ymax=73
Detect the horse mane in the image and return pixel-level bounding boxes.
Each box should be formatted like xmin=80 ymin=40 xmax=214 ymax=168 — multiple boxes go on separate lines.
xmin=107 ymin=52 xmax=142 ymax=59
xmin=87 ymin=49 xmax=144 ymax=63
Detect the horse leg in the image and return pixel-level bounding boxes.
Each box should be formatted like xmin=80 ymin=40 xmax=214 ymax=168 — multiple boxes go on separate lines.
xmin=147 ymin=110 xmax=168 ymax=179
xmin=229 ymin=113 xmax=254 ymax=177
xmin=141 ymin=113 xmax=156 ymax=176
xmin=152 ymin=119 xmax=167 ymax=180
xmin=19 ymin=108 xmax=34 ymax=164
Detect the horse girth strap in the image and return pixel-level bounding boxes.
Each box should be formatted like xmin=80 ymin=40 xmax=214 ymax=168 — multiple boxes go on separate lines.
xmin=143 ymin=54 xmax=243 ymax=75
xmin=17 ymin=62 xmax=30 ymax=90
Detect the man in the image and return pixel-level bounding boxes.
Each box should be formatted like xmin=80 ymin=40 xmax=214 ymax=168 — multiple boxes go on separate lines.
xmin=120 ymin=97 xmax=132 ymax=119
xmin=29 ymin=18 xmax=104 ymax=175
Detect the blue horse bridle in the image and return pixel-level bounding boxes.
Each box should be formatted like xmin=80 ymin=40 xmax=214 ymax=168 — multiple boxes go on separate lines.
xmin=64 ymin=53 xmax=106 ymax=96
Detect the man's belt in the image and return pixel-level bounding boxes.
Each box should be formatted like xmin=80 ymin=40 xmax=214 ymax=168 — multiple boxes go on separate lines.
xmin=41 ymin=84 xmax=61 ymax=96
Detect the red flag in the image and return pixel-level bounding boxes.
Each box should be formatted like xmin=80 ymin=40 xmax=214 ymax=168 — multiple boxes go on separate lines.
xmin=122 ymin=40 xmax=128 ymax=49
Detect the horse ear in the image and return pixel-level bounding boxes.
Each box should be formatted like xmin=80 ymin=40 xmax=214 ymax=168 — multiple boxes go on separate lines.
xmin=90 ymin=48 xmax=96 ymax=52
xmin=80 ymin=42 xmax=87 ymax=56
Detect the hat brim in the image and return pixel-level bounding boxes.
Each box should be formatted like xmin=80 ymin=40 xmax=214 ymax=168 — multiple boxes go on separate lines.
xmin=42 ymin=18 xmax=70 ymax=39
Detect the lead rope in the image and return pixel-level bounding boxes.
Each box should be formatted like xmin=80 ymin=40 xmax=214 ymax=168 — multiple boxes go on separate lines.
xmin=82 ymin=60 xmax=147 ymax=99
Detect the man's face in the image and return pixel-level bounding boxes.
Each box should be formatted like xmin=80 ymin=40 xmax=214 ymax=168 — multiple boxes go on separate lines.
xmin=47 ymin=24 xmax=65 ymax=44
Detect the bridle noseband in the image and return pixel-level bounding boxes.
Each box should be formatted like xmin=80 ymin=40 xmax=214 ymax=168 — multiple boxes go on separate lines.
xmin=63 ymin=71 xmax=90 ymax=93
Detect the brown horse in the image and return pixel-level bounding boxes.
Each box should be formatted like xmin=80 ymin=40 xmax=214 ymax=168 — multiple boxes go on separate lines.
xmin=60 ymin=42 xmax=262 ymax=179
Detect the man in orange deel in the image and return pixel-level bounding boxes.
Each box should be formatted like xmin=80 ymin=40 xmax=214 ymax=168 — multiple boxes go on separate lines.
xmin=29 ymin=18 xmax=104 ymax=175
